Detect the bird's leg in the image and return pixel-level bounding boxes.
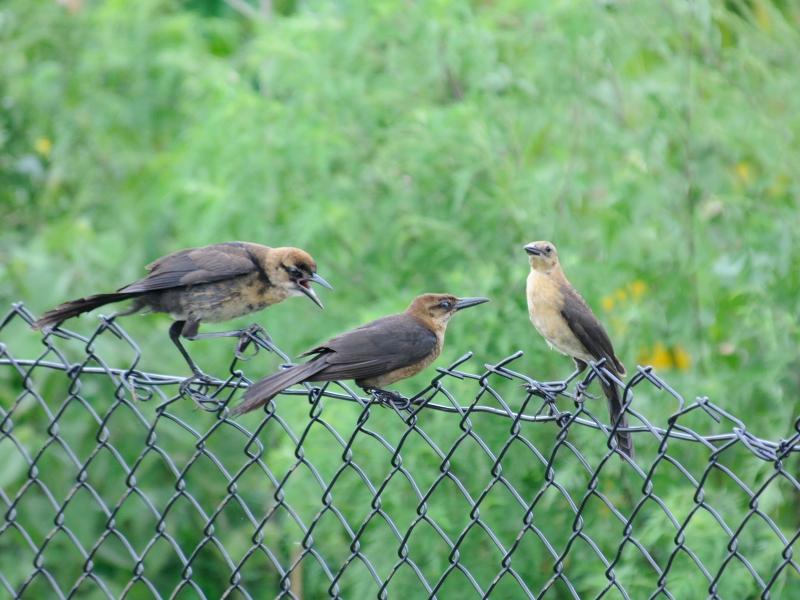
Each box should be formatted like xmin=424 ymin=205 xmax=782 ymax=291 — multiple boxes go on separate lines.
xmin=563 ymin=368 xmax=582 ymax=386
xmin=574 ymin=380 xmax=600 ymax=402
xmin=571 ymin=361 xmax=601 ymax=402
xmin=170 ymin=321 xmax=211 ymax=379
xmin=563 ymin=360 xmax=598 ymax=402
xmin=170 ymin=321 xmax=224 ymax=410
xmin=184 ymin=323 xmax=272 ymax=361
xmin=369 ymin=388 xmax=411 ymax=411
xmin=531 ymin=365 xmax=583 ymax=397
xmin=532 ymin=380 xmax=568 ymax=396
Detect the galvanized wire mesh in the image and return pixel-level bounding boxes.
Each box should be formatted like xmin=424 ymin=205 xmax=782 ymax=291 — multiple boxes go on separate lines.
xmin=1 ymin=302 xmax=799 ymax=599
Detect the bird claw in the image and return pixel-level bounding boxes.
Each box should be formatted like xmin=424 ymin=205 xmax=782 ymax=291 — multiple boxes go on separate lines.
xmin=519 ymin=381 xmax=567 ymax=400
xmin=233 ymin=324 xmax=272 ymax=361
xmin=542 ymin=381 xmax=570 ymax=395
xmin=370 ymin=389 xmax=411 ymax=411
xmin=574 ymin=381 xmax=600 ymax=403
xmin=179 ymin=373 xmax=222 ymax=411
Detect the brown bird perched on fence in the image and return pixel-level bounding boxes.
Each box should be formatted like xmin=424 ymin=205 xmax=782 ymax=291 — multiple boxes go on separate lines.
xmin=32 ymin=242 xmax=333 ymax=380
xmin=230 ymin=293 xmax=490 ymax=417
xmin=523 ymin=241 xmax=633 ymax=459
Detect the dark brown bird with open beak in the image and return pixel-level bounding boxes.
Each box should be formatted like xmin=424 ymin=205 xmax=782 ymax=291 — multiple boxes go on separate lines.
xmin=524 ymin=241 xmax=633 ymax=460
xmin=32 ymin=242 xmax=333 ymax=379
xmin=230 ymin=293 xmax=490 ymax=417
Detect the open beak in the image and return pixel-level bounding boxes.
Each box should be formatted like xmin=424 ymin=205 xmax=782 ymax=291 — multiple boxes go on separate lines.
xmin=455 ymin=297 xmax=491 ymax=311
xmin=308 ymin=273 xmax=333 ymax=291
xmin=523 ymin=244 xmax=541 ymax=256
xmin=299 ymin=285 xmax=325 ymax=309
xmin=298 ymin=273 xmax=332 ymax=309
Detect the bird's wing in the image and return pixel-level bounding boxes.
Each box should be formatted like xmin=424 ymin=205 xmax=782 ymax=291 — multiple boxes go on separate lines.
xmin=560 ymin=286 xmax=626 ymax=375
xmin=118 ymin=243 xmax=259 ymax=293
xmin=297 ymin=314 xmax=438 ymax=382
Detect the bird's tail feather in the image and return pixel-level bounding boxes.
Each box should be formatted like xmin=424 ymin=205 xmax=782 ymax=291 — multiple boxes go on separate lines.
xmin=31 ymin=293 xmax=142 ymax=331
xmin=231 ymin=357 xmax=330 ymax=417
xmin=600 ymin=380 xmax=635 ymax=460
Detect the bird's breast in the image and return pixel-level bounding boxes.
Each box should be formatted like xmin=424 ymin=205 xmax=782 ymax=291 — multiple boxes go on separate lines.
xmin=176 ymin=274 xmax=281 ymax=323
xmin=526 ymin=271 xmax=590 ymax=359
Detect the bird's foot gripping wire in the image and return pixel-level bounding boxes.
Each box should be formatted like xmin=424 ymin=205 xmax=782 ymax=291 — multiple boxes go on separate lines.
xmin=370 ymin=388 xmax=412 ymax=411
xmin=179 ymin=373 xmax=222 ymax=411
xmin=521 ymin=380 xmax=569 ymax=399
xmin=233 ymin=324 xmax=272 ymax=361
xmin=573 ymin=380 xmax=600 ymax=403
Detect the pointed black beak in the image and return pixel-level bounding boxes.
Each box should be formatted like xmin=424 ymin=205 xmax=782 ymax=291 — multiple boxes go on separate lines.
xmin=455 ymin=297 xmax=491 ymax=311
xmin=299 ymin=285 xmax=325 ymax=309
xmin=308 ymin=273 xmax=333 ymax=291
xmin=524 ymin=244 xmax=541 ymax=256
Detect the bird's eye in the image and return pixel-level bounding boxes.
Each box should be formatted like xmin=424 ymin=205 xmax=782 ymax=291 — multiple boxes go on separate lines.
xmin=290 ymin=268 xmax=301 ymax=277
xmin=441 ymin=301 xmax=451 ymax=309
xmin=545 ymin=246 xmax=552 ymax=253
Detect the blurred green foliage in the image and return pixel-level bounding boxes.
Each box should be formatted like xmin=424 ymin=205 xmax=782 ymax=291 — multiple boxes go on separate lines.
xmin=2 ymin=0 xmax=800 ymax=597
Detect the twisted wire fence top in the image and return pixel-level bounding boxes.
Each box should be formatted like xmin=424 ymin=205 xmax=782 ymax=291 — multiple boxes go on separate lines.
xmin=0 ymin=302 xmax=798 ymax=600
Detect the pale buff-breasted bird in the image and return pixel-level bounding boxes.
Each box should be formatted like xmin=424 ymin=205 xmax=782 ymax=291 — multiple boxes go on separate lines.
xmin=524 ymin=241 xmax=633 ymax=459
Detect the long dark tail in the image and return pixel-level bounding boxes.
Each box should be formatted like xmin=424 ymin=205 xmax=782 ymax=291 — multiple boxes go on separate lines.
xmin=600 ymin=379 xmax=635 ymax=460
xmin=230 ymin=356 xmax=331 ymax=417
xmin=31 ymin=293 xmax=141 ymax=330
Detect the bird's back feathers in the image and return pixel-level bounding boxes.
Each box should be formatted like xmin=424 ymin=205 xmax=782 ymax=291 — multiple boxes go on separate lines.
xmin=121 ymin=243 xmax=261 ymax=293
xmin=299 ymin=313 xmax=438 ymax=382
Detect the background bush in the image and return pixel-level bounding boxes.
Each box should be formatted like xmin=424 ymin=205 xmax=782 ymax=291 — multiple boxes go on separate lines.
xmin=1 ymin=0 xmax=799 ymax=597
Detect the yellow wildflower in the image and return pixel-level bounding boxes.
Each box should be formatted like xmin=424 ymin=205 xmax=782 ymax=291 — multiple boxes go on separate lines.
xmin=35 ymin=138 xmax=52 ymax=155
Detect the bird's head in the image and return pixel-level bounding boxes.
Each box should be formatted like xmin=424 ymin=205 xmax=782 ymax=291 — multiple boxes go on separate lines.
xmin=271 ymin=247 xmax=333 ymax=309
xmin=407 ymin=293 xmax=491 ymax=327
xmin=524 ymin=241 xmax=559 ymax=272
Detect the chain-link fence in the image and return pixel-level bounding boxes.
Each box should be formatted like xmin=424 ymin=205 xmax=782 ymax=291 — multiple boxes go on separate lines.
xmin=1 ymin=302 xmax=799 ymax=599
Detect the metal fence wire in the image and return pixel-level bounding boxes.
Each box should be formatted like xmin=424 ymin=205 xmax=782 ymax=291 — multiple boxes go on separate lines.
xmin=1 ymin=302 xmax=799 ymax=600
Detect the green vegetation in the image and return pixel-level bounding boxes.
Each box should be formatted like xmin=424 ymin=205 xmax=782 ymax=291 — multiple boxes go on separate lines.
xmin=1 ymin=0 xmax=799 ymax=598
